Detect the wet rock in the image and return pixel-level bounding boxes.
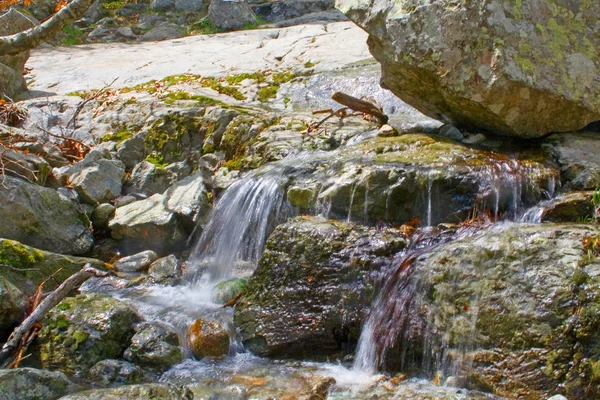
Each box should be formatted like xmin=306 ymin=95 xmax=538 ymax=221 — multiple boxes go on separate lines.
xmin=0 ymin=277 xmax=29 ymax=341
xmin=439 ymin=125 xmax=463 ymax=141
xmin=0 ymin=368 xmax=81 ymax=400
xmin=92 ymin=203 xmax=115 ymax=229
xmin=88 ymin=359 xmax=147 ymax=386
xmin=108 ymin=194 xmax=188 ymax=255
xmin=148 ymin=255 xmax=181 ymax=285
xmin=124 ymin=322 xmax=184 ymax=371
xmin=57 ymin=384 xmax=193 ymax=400
xmin=336 ymin=0 xmax=600 ymax=137
xmin=252 ymin=0 xmax=335 ymax=22
xmin=0 ymin=238 xmax=105 ymax=296
xmin=377 ymin=124 xmax=397 ymax=137
xmin=116 ymin=135 xmax=146 ymax=169
xmin=175 ymin=0 xmax=203 ymax=12
xmin=162 ymin=170 xmax=211 ymax=229
xmin=113 ymin=250 xmax=158 ymax=273
xmin=234 ymin=216 xmax=406 ymax=357
xmin=39 ymin=293 xmax=139 ymax=376
xmin=462 ymin=133 xmax=487 ymax=145
xmin=186 ymin=318 xmax=230 ymax=359
xmin=212 ymin=278 xmax=247 ymax=304
xmin=125 ymin=161 xmax=175 ymax=196
xmin=141 ymin=23 xmax=186 ymax=42
xmin=90 ymin=237 xmax=121 ymax=262
xmin=389 ymin=223 xmax=600 ymax=399
xmin=533 ymin=192 xmax=596 ymax=223
xmin=0 ymin=177 xmax=93 ymax=255
xmin=544 ymin=131 xmax=600 ymax=190
xmin=209 ymin=0 xmax=257 ymax=31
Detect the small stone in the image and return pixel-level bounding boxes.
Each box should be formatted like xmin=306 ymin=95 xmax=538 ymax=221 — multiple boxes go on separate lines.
xmin=377 ymin=124 xmax=398 ymax=137
xmin=150 ymin=0 xmax=174 ymax=11
xmin=187 ymin=318 xmax=230 ymax=359
xmin=115 ymin=26 xmax=136 ymax=40
xmin=114 ymin=195 xmax=138 ymax=208
xmin=148 ymin=255 xmax=181 ymax=285
xmin=113 ymin=250 xmax=158 ymax=273
xmin=141 ymin=23 xmax=186 ymax=42
xmin=175 ymin=0 xmax=203 ymax=12
xmin=88 ymin=359 xmax=146 ymax=386
xmin=124 ymin=322 xmax=184 ymax=371
xmin=92 ymin=203 xmax=115 ymax=229
xmin=546 ymin=396 xmax=568 ymax=400
xmin=439 ymin=124 xmax=463 ymax=141
xmin=462 ymin=133 xmax=486 ymax=145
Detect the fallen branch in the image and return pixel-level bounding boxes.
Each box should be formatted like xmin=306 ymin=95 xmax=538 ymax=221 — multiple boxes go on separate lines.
xmin=0 ymin=264 xmax=108 ymax=368
xmin=222 ymin=291 xmax=244 ymax=308
xmin=66 ymin=77 xmax=118 ymax=130
xmin=331 ymin=92 xmax=388 ymax=125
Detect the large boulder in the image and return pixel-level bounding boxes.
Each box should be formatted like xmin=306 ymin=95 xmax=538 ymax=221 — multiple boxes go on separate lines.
xmin=0 ymin=177 xmax=94 ymax=255
xmin=0 ymin=9 xmax=37 ymax=99
xmin=0 ymin=238 xmax=105 ymax=296
xmin=124 ymin=322 xmax=184 ymax=371
xmin=375 ymin=223 xmax=600 ymax=399
xmin=39 ymin=293 xmax=140 ymax=376
xmin=336 ymin=0 xmax=600 ymax=137
xmin=234 ymin=216 xmax=406 ymax=357
xmin=0 ymin=368 xmax=81 ymax=400
xmin=208 ymin=0 xmax=257 ymax=31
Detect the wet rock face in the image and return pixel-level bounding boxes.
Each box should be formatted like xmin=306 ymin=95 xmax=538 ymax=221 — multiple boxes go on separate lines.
xmin=336 ymin=0 xmax=600 ymax=137
xmin=39 ymin=294 xmax=140 ymax=376
xmin=389 ymin=224 xmax=600 ymax=399
xmin=234 ymin=216 xmax=406 ymax=358
xmin=0 ymin=368 xmax=81 ymax=400
xmin=124 ymin=322 xmax=184 ymax=370
xmin=186 ymin=318 xmax=230 ymax=359
xmin=544 ymin=131 xmax=600 ymax=190
xmin=0 ymin=177 xmax=94 ymax=255
xmin=57 ymin=384 xmax=193 ymax=400
xmin=88 ymin=359 xmax=147 ymax=386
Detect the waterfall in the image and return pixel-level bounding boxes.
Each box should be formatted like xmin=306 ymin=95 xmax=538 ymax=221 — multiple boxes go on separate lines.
xmin=188 ymin=169 xmax=293 ymax=283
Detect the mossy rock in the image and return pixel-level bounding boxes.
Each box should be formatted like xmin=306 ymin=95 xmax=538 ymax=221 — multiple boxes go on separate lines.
xmin=57 ymin=384 xmax=193 ymax=400
xmin=0 ymin=368 xmax=81 ymax=400
xmin=124 ymin=322 xmax=184 ymax=371
xmin=0 ymin=239 xmax=106 ymax=296
xmin=0 ymin=276 xmax=29 ymax=341
xmin=212 ymin=278 xmax=247 ymax=304
xmin=234 ymin=216 xmax=407 ymax=358
xmin=186 ymin=318 xmax=230 ymax=359
xmin=39 ymin=293 xmax=140 ymax=376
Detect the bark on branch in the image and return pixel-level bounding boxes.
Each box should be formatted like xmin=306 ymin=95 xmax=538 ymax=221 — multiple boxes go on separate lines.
xmin=331 ymin=92 xmax=388 ymax=125
xmin=0 ymin=263 xmax=108 ymax=367
xmin=0 ymin=0 xmax=95 ymax=56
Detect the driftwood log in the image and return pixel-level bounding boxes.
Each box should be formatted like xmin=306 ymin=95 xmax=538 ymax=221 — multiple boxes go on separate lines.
xmin=331 ymin=92 xmax=388 ymax=125
xmin=0 ymin=264 xmax=108 ymax=368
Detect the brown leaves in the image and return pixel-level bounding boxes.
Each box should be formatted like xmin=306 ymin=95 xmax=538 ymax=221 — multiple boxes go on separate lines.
xmin=54 ymin=0 xmax=67 ymax=12
xmin=0 ymin=0 xmax=21 ymax=11
xmin=583 ymin=235 xmax=600 ymax=257
xmin=0 ymin=99 xmax=28 ymax=127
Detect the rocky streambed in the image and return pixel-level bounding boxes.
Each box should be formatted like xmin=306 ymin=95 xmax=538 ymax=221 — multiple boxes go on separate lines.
xmin=1 ymin=6 xmax=600 ymax=400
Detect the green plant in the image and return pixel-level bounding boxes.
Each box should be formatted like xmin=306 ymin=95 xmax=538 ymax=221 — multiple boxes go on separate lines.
xmin=189 ymin=18 xmax=224 ymax=35
xmin=61 ymin=25 xmax=85 ymax=46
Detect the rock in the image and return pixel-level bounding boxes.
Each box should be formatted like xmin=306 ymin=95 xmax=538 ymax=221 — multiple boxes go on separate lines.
xmin=163 ymin=170 xmax=211 ymax=229
xmin=115 ymin=27 xmax=137 ymax=41
xmin=117 ymin=3 xmax=148 ymax=17
xmin=39 ymin=293 xmax=140 ymax=376
xmin=377 ymin=124 xmax=397 ymax=137
xmin=114 ymin=195 xmax=139 ymax=208
xmin=90 ymin=238 xmax=121 ymax=262
xmin=57 ymin=384 xmax=193 ymax=400
xmin=0 ymin=368 xmax=80 ymax=400
xmin=108 ymin=194 xmax=188 ymax=255
xmin=113 ymin=250 xmax=158 ymax=273
xmin=213 ymin=278 xmax=247 ymax=304
xmin=0 ymin=239 xmax=105 ymax=296
xmin=175 ymin=0 xmax=203 ymax=12
xmin=125 ymin=161 xmax=175 ymax=196
xmin=69 ymin=158 xmax=126 ymax=204
xmin=0 ymin=147 xmax=51 ymax=185
xmin=88 ymin=359 xmax=147 ymax=386
xmin=439 ymin=125 xmax=463 ymax=141
xmin=124 ymin=322 xmax=184 ymax=370
xmin=234 ymin=216 xmax=406 ymax=357
xmin=382 ymin=223 xmax=600 ymax=399
xmin=150 ymin=0 xmax=174 ymax=11
xmin=208 ymin=0 xmax=257 ymax=31
xmin=137 ymin=14 xmax=167 ymax=30
xmin=0 ymin=277 xmax=29 ymax=341
xmin=0 ymin=176 xmax=93 ymax=255
xmin=462 ymin=133 xmax=487 ymax=145
xmin=547 ymin=396 xmax=569 ymax=400
xmin=148 ymin=255 xmax=181 ymax=285
xmin=525 ymin=191 xmax=596 ymax=223
xmin=92 ymin=203 xmax=116 ymax=229
xmin=0 ymin=9 xmax=37 ymax=98
xmin=81 ymin=0 xmax=107 ymax=24
xmin=544 ymin=131 xmax=600 ymax=190
xmin=252 ymin=0 xmax=335 ymax=22
xmin=336 ymin=0 xmax=600 ymax=137
xmin=186 ymin=318 xmax=230 ymax=359
xmin=116 ymin=135 xmax=146 ymax=169
xmin=141 ymin=23 xmax=186 ymax=42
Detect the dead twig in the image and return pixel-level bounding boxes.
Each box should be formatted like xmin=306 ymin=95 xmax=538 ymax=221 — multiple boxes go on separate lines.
xmin=0 ymin=264 xmax=109 ymax=368
xmin=222 ymin=291 xmax=244 ymax=308
xmin=331 ymin=92 xmax=388 ymax=125
xmin=66 ymin=77 xmax=118 ymax=130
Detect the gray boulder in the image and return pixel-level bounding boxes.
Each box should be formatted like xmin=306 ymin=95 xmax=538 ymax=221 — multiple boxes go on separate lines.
xmin=88 ymin=359 xmax=147 ymax=386
xmin=69 ymin=159 xmax=126 ymax=204
xmin=124 ymin=322 xmax=184 ymax=370
xmin=125 ymin=161 xmax=175 ymax=196
xmin=0 ymin=177 xmax=93 ymax=255
xmin=148 ymin=255 xmax=181 ymax=285
xmin=150 ymin=0 xmax=174 ymax=11
xmin=0 ymin=368 xmax=81 ymax=400
xmin=163 ymin=170 xmax=210 ymax=229
xmin=251 ymin=0 xmax=334 ymax=22
xmin=0 ymin=9 xmax=37 ymax=98
xmin=208 ymin=0 xmax=257 ymax=31
xmin=0 ymin=277 xmax=28 ymax=340
xmin=57 ymin=384 xmax=193 ymax=400
xmin=141 ymin=23 xmax=186 ymax=42
xmin=113 ymin=250 xmax=158 ymax=273
xmin=39 ymin=293 xmax=140 ymax=376
xmin=116 ymin=135 xmax=146 ymax=169
xmin=92 ymin=203 xmax=115 ymax=229
xmin=175 ymin=0 xmax=203 ymax=12
xmin=544 ymin=131 xmax=600 ymax=190
xmin=336 ymin=0 xmax=600 ymax=137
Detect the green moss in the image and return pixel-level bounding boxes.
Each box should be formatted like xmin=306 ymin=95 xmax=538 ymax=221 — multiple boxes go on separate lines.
xmin=60 ymin=25 xmax=85 ymax=46
xmin=56 ymin=302 xmax=71 ymax=311
xmin=101 ymin=1 xmax=123 ymax=11
xmin=257 ymin=85 xmax=279 ymax=102
xmin=513 ymin=0 xmax=523 ymax=19
xmin=200 ymin=77 xmax=246 ymax=100
xmin=56 ymin=314 xmax=71 ymax=330
xmin=0 ymin=240 xmax=44 ymax=268
xmin=188 ymin=18 xmax=224 ymax=35
xmin=163 ymin=91 xmax=226 ymax=106
xmin=226 ymin=72 xmax=266 ymax=85
xmin=202 ymin=143 xmax=215 ymax=154
xmin=101 ymin=130 xmax=134 ymax=144
xmin=304 ymin=60 xmax=316 ymax=68
xmin=72 ymin=331 xmax=89 ymax=349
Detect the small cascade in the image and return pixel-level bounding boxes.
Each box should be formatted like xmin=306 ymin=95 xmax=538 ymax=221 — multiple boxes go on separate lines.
xmin=188 ymin=169 xmax=293 ymax=282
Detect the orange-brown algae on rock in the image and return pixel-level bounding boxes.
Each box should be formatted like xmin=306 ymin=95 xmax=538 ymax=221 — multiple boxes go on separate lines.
xmin=186 ymin=318 xmax=230 ymax=359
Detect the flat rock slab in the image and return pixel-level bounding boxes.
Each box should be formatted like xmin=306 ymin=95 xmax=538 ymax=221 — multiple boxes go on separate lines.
xmin=26 ymin=22 xmax=371 ymax=95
